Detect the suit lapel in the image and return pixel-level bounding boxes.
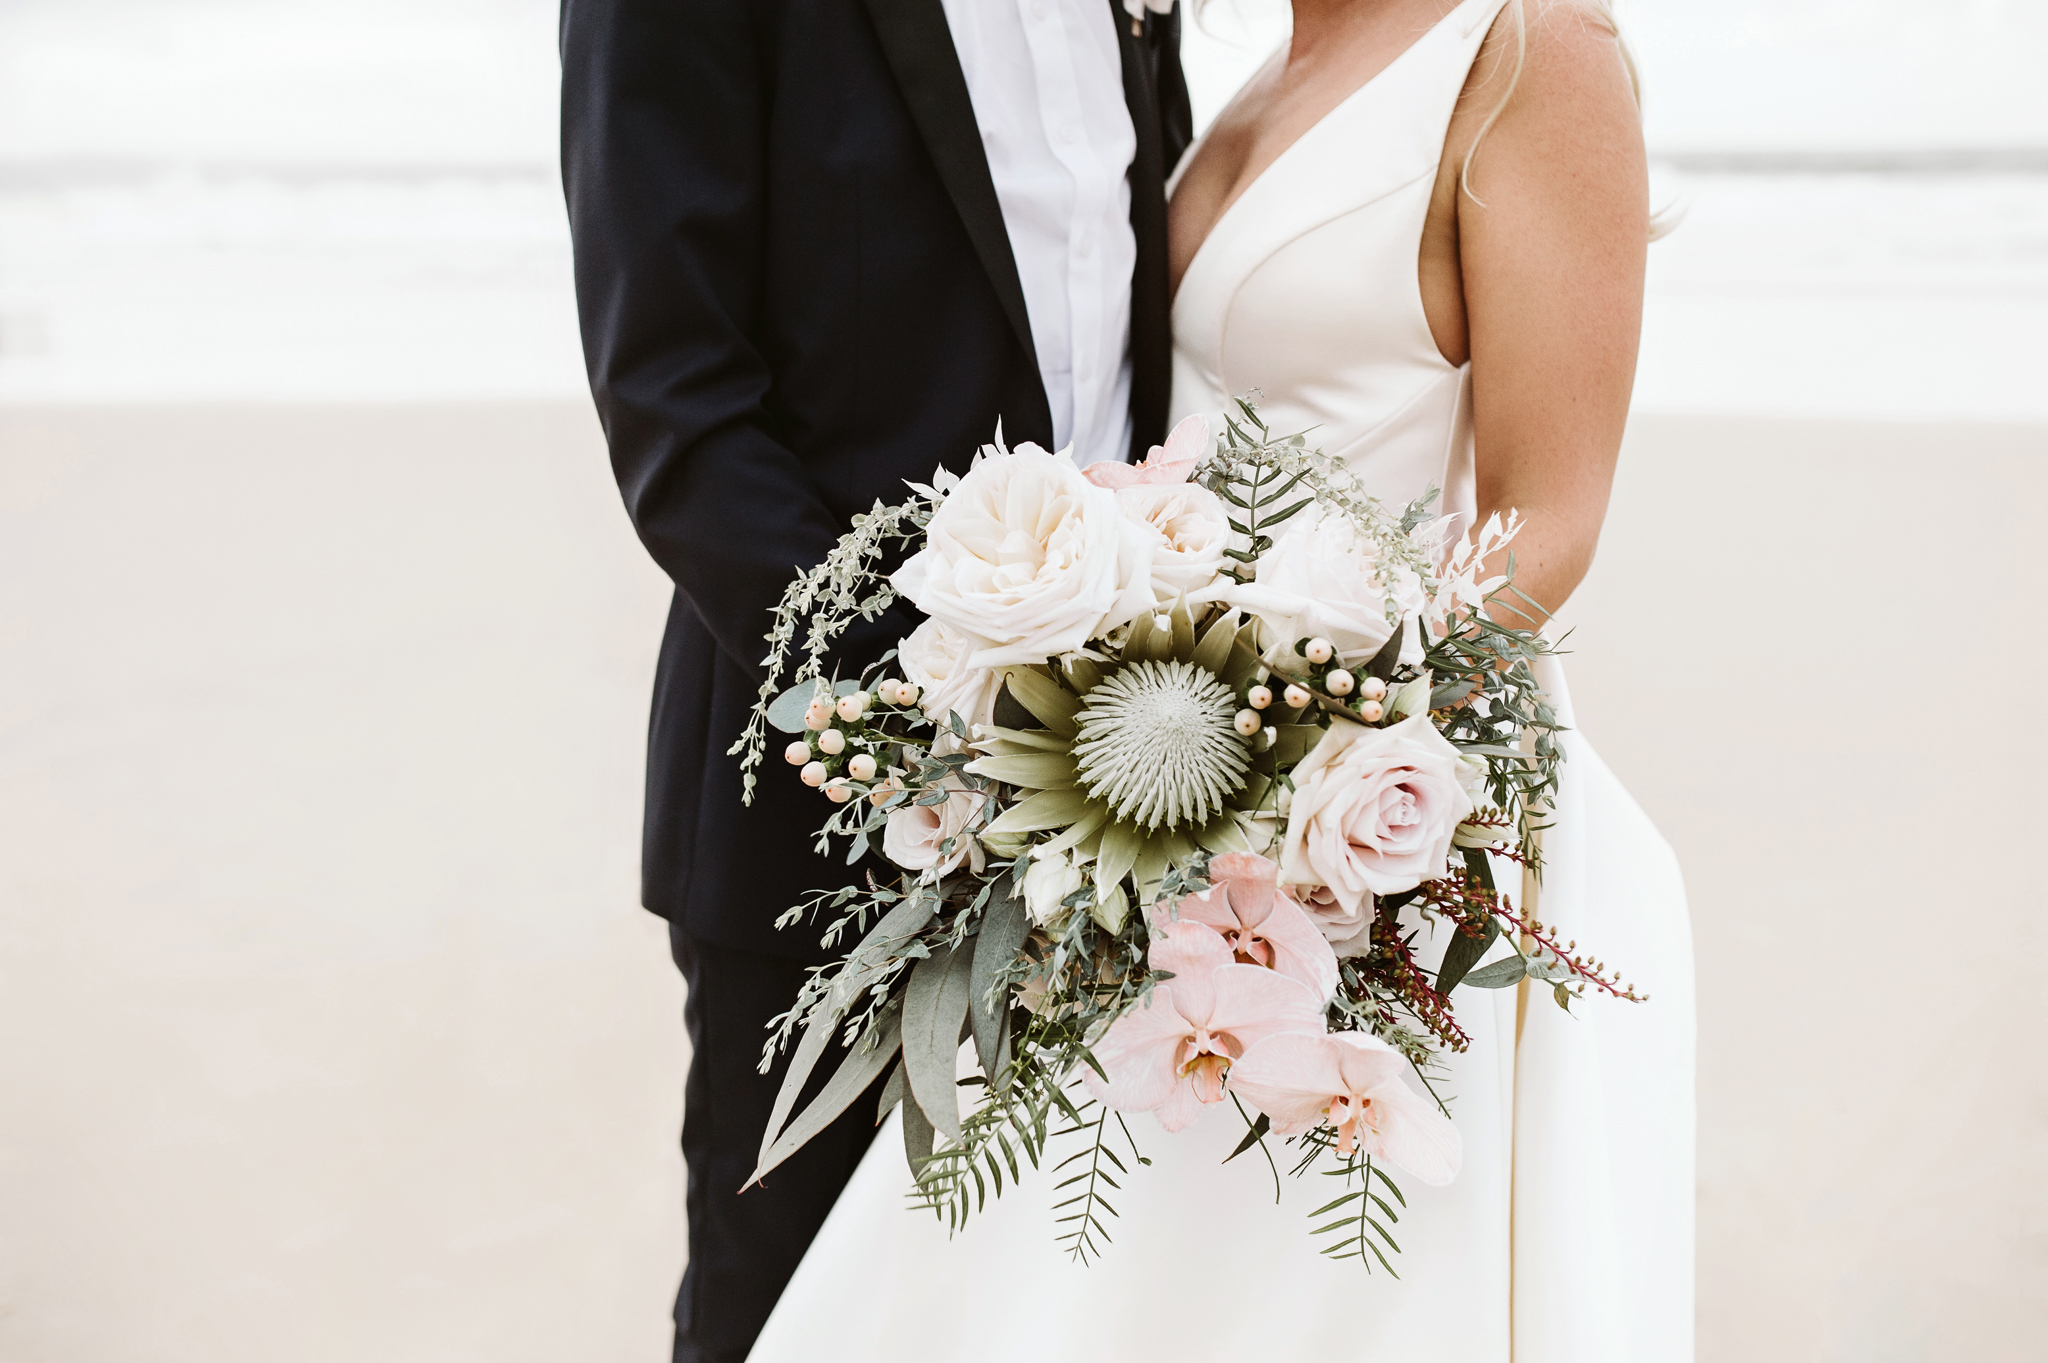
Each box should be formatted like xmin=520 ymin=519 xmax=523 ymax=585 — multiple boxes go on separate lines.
xmin=863 ymin=0 xmax=1043 ymax=389
xmin=863 ymin=0 xmax=1189 ymax=459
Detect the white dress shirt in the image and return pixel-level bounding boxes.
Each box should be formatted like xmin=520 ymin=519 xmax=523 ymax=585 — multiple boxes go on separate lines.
xmin=939 ymin=0 xmax=1137 ymax=469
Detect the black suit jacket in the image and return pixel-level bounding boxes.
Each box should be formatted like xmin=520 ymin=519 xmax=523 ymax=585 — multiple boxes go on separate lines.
xmin=562 ymin=0 xmax=1192 ymax=960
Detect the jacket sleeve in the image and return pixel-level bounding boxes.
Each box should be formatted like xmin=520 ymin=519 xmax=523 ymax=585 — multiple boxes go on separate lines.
xmin=561 ymin=0 xmax=909 ymax=681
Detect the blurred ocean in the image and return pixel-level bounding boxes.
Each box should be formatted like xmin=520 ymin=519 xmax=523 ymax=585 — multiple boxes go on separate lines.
xmin=2 ymin=0 xmax=2045 ymax=416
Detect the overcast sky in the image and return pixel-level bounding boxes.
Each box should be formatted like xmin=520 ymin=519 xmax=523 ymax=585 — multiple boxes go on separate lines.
xmin=1 ymin=0 xmax=2045 ymax=168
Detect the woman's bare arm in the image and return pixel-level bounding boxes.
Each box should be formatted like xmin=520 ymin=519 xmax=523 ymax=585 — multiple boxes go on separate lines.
xmin=1452 ymin=4 xmax=1650 ymax=627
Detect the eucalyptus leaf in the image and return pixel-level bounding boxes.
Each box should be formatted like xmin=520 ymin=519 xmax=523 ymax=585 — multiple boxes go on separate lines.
xmin=750 ymin=999 xmax=903 ymax=1186
xmin=1430 ymin=678 xmax=1478 ymax=710
xmin=766 ymin=679 xmax=832 ymax=734
xmin=755 ymin=991 xmax=842 ymax=1172
xmin=902 ymin=1074 xmax=936 ymax=1170
xmin=902 ymin=941 xmax=976 ymax=1142
xmin=877 ymin=1057 xmax=907 ymax=1125
xmin=1461 ymin=955 xmax=1529 ymax=989
xmin=825 ymin=889 xmax=939 ymax=1018
xmin=970 ymin=890 xmax=1032 ymax=1078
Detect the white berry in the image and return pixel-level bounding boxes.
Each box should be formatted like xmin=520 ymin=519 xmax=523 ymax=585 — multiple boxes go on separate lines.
xmin=823 ymin=781 xmax=853 ymax=803
xmin=1246 ymin=684 xmax=1273 ymax=710
xmin=836 ymin=693 xmax=866 ymax=722
xmin=783 ymin=740 xmax=812 ymax=766
xmin=1326 ymin=668 xmax=1355 ymax=696
xmin=817 ymin=728 xmax=846 ymax=756
xmin=1360 ymin=701 xmax=1384 ymax=723
xmin=848 ymin=753 xmax=877 ymax=782
xmin=804 ymin=697 xmax=834 ymax=731
xmin=1304 ymin=638 xmax=1334 ymax=665
xmin=897 ymin=683 xmax=921 ymax=707
xmin=1361 ymin=676 xmax=1388 ymax=702
xmin=1283 ymin=684 xmax=1312 ymax=709
xmin=1234 ymin=709 xmax=1262 ymax=737
xmin=800 ymin=761 xmax=828 ymax=787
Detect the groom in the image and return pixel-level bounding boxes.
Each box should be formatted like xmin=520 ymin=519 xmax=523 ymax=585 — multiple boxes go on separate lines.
xmin=561 ymin=1 xmax=1189 ymax=1358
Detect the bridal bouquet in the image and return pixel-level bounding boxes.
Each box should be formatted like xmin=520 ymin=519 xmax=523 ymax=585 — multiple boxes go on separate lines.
xmin=733 ymin=404 xmax=1641 ymax=1269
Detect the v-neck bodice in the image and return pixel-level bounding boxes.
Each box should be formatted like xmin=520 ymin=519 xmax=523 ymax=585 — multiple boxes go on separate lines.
xmin=1171 ymin=0 xmax=1510 ymax=527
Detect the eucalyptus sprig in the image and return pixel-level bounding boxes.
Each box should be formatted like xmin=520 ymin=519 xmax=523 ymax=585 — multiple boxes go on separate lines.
xmin=730 ymin=491 xmax=936 ymax=801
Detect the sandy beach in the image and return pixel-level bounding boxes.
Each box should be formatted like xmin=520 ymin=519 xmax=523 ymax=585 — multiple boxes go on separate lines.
xmin=5 ymin=1 xmax=2047 ymax=1355
xmin=2 ymin=402 xmax=2041 ymax=1360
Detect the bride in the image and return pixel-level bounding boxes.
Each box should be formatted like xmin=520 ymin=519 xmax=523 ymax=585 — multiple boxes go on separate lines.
xmin=749 ymin=1 xmax=1694 ymax=1357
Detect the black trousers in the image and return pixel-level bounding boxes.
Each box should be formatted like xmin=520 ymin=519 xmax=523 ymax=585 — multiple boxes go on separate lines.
xmin=668 ymin=927 xmax=887 ymax=1363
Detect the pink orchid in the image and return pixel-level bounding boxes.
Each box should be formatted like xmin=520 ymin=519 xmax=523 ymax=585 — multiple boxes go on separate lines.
xmin=1081 ymin=413 xmax=1208 ymax=490
xmin=1160 ymin=852 xmax=1340 ymax=1003
xmin=1227 ymin=1031 xmax=1463 ymax=1186
xmin=1085 ymin=921 xmax=1324 ymax=1132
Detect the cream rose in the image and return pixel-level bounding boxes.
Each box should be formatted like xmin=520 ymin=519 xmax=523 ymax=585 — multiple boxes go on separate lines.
xmin=882 ymin=778 xmax=988 ymax=878
xmin=897 ymin=617 xmax=1002 ymax=733
xmin=890 ymin=442 xmax=1155 ymax=668
xmin=1116 ymin=481 xmax=1232 ymax=605
xmin=1278 ymin=714 xmax=1474 ymax=919
xmin=1228 ymin=505 xmax=1427 ymax=668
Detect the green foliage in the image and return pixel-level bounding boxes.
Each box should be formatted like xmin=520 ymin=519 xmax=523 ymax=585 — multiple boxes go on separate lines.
xmin=1305 ymin=1147 xmax=1407 ymax=1275
xmin=739 ymin=397 xmax=1635 ymax=1274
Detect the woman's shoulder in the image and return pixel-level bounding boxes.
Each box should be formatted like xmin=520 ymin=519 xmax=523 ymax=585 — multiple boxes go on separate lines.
xmin=1433 ymin=0 xmax=1649 ymax=239
xmin=1451 ymin=0 xmax=1646 ymax=173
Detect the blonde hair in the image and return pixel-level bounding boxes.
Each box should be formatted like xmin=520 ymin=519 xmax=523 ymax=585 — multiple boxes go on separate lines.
xmin=1461 ymin=0 xmax=1675 ymax=239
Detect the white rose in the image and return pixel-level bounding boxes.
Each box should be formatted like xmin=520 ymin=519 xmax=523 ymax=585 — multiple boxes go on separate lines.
xmin=882 ymin=778 xmax=988 ymax=877
xmin=897 ymin=617 xmax=1002 ymax=733
xmin=1278 ymin=714 xmax=1475 ymax=918
xmin=1227 ymin=505 xmax=1427 ymax=668
xmin=1116 ymin=481 xmax=1232 ymax=605
xmin=890 ymin=442 xmax=1155 ymax=668
xmin=1022 ymin=850 xmax=1086 ymax=930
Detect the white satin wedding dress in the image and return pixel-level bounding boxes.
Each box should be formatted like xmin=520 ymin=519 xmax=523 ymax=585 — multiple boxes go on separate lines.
xmin=749 ymin=2 xmax=1694 ymax=1357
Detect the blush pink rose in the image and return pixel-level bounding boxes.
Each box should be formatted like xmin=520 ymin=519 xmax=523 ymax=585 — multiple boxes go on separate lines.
xmin=1278 ymin=714 xmax=1474 ymax=918
xmin=1299 ymin=883 xmax=1375 ymax=959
